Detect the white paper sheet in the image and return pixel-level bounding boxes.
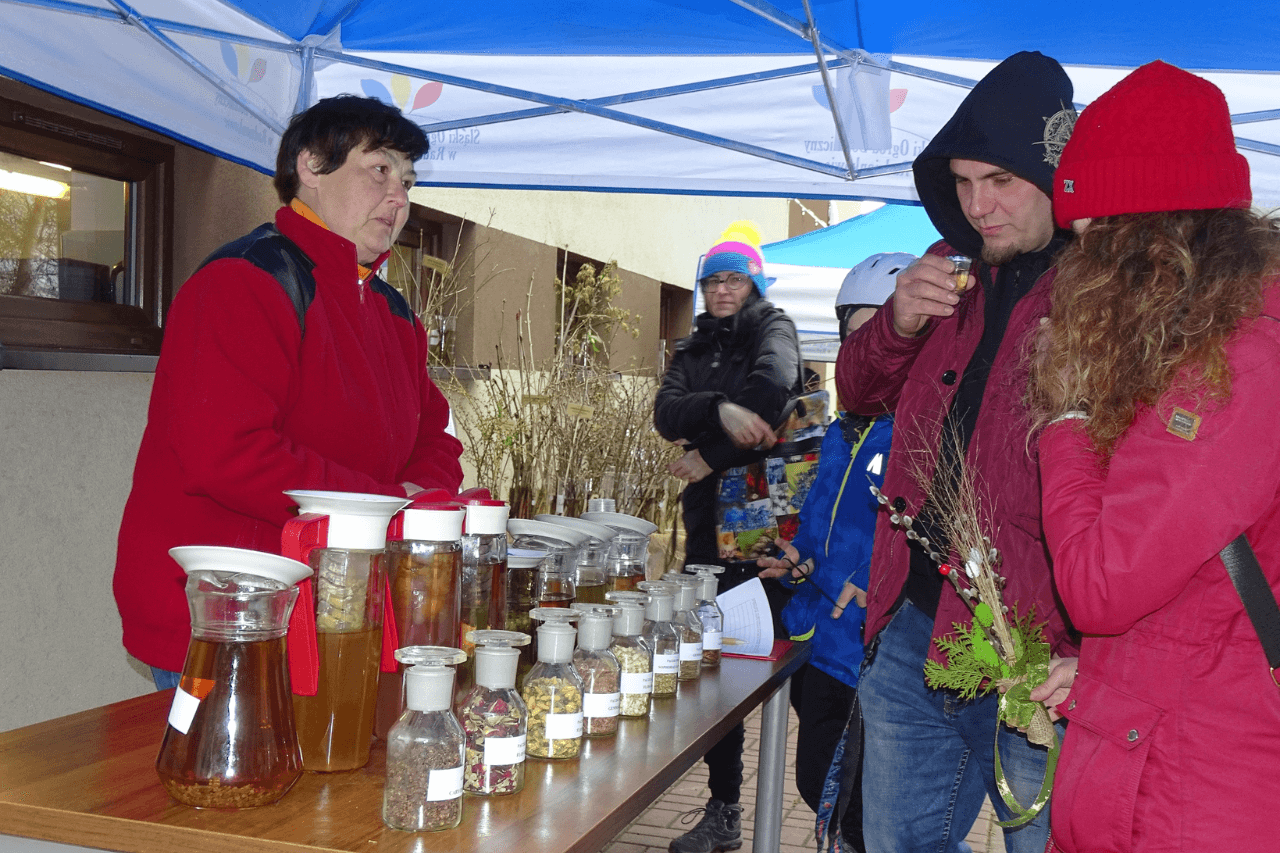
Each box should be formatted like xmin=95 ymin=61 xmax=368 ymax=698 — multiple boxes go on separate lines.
xmin=716 ymin=578 xmax=776 ymax=658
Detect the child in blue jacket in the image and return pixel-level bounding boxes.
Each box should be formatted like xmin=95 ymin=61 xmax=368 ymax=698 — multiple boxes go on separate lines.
xmin=758 ymin=253 xmax=913 ymax=851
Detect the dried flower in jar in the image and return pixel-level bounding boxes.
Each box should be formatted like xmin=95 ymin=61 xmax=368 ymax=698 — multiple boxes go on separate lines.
xmin=523 ymin=676 xmax=583 ymax=758
xmin=613 ymin=645 xmax=652 ymax=717
xmin=459 ymin=694 xmax=526 ymax=795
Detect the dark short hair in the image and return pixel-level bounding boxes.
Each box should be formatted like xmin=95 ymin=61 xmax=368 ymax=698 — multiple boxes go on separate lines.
xmin=273 ymin=95 xmax=429 ymax=203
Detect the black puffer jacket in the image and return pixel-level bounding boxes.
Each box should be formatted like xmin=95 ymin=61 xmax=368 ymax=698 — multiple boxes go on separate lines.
xmin=655 ymin=294 xmax=801 ymax=562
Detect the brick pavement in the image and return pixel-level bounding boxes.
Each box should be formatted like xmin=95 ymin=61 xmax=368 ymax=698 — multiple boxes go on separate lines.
xmin=601 ymin=703 xmax=1005 ymax=853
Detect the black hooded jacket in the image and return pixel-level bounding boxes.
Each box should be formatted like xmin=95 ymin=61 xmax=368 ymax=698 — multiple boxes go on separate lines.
xmin=655 ymin=293 xmax=801 ymax=561
xmin=902 ymin=51 xmax=1077 ymax=617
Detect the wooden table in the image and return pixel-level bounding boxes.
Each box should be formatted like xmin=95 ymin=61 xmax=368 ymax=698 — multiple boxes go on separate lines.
xmin=0 ymin=644 xmax=808 ymax=853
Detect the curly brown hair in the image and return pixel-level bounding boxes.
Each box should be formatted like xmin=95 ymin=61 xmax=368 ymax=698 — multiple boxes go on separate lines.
xmin=1028 ymin=208 xmax=1280 ymax=459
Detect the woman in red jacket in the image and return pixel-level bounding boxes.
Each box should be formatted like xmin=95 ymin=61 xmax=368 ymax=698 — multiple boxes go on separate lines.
xmin=115 ymin=96 xmax=463 ymax=687
xmin=1028 ymin=62 xmax=1280 ymax=852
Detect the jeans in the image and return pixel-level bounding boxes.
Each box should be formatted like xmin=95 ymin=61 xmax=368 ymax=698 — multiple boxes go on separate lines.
xmin=859 ymin=601 xmax=1057 ymax=853
xmin=150 ymin=667 xmax=181 ymax=691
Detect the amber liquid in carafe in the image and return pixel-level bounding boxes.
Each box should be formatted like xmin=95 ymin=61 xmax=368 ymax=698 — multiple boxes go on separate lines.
xmin=293 ymin=627 xmax=381 ymax=771
xmin=156 ymin=636 xmax=300 ymax=808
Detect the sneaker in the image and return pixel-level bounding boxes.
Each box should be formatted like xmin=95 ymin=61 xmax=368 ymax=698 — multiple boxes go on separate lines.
xmin=669 ymin=798 xmax=743 ymax=853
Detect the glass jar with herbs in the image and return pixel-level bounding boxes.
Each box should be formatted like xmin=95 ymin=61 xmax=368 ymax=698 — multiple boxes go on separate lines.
xmin=457 ymin=629 xmax=530 ymax=796
xmin=637 ymin=581 xmax=681 ymax=699
xmin=522 ymin=608 xmax=585 ymax=759
xmin=382 ymin=646 xmax=467 ymax=832
xmin=571 ymin=603 xmax=622 ymax=736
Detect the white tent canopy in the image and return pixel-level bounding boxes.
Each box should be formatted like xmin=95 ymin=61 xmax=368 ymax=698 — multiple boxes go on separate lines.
xmin=2 ymin=1 xmax=1278 ymax=205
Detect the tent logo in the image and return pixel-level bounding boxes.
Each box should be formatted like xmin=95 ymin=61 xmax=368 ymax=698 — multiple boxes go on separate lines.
xmin=220 ymin=43 xmax=267 ymax=84
xmin=362 ymin=73 xmax=444 ymax=113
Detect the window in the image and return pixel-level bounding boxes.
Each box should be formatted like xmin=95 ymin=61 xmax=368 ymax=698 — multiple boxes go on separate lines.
xmin=0 ymin=91 xmax=173 ymax=366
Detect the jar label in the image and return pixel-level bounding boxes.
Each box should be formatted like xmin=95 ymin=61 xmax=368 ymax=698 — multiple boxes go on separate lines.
xmin=545 ymin=711 xmax=584 ymax=740
xmin=166 ymin=686 xmax=200 ymax=735
xmin=621 ymin=670 xmax=653 ymax=694
xmin=485 ymin=734 xmax=526 ymax=765
xmin=427 ymin=765 xmax=465 ymax=801
xmin=654 ymin=651 xmax=680 ymax=675
xmin=680 ymin=641 xmax=704 ymax=662
xmin=703 ymin=630 xmax=723 ymax=650
xmin=584 ymin=691 xmax=621 ymax=718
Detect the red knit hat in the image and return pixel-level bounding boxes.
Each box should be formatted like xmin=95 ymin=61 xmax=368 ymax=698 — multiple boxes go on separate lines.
xmin=1053 ymin=60 xmax=1251 ymax=228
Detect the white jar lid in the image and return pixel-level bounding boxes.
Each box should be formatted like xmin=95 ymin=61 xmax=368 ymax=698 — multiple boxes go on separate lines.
xmin=403 ymin=503 xmax=465 ymax=542
xmin=285 ymin=490 xmax=410 ymax=550
xmin=464 ymin=501 xmax=509 ymax=535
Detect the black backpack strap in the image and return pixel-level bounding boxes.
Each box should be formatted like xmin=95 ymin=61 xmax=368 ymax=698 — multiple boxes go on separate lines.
xmin=1220 ymin=533 xmax=1280 ymax=686
xmin=366 ymin=274 xmax=414 ymax=324
xmin=196 ymin=223 xmax=317 ymax=331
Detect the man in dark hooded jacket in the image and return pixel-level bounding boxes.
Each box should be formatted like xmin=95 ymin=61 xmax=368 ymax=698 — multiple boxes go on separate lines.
xmin=835 ymin=52 xmax=1080 ymax=853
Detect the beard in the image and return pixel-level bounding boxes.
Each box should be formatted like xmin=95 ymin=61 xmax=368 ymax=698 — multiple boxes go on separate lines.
xmin=981 ymin=241 xmax=1025 ymax=267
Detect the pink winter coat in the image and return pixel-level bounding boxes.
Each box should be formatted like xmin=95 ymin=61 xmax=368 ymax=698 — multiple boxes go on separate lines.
xmin=1041 ymin=285 xmax=1280 ymax=853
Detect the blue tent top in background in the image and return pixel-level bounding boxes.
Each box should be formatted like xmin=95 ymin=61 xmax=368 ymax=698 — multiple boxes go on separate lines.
xmin=763 ymin=203 xmax=940 ymax=267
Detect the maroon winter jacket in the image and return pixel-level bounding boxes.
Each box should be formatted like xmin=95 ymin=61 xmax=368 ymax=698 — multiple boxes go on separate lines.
xmin=835 ymin=240 xmax=1077 ymax=661
xmin=1041 ymin=284 xmax=1280 ymax=853
xmin=114 ymin=207 xmax=463 ymax=671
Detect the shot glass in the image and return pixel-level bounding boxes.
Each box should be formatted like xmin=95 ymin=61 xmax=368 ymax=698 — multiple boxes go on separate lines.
xmin=947 ymin=255 xmax=973 ymax=294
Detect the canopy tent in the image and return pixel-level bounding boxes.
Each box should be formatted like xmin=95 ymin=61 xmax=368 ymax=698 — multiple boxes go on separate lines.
xmin=2 ymin=1 xmax=1278 ymax=206
xmin=692 ymin=204 xmax=940 ymax=361
xmin=764 ymin=204 xmax=939 ymax=361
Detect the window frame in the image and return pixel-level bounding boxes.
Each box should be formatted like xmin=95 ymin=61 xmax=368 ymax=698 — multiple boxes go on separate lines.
xmin=0 ymin=92 xmax=173 ymax=369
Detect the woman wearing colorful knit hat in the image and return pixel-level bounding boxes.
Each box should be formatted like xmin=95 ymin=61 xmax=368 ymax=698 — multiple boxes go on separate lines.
xmin=655 ymin=221 xmax=802 ymax=853
xmin=1027 ymin=60 xmax=1280 ymax=853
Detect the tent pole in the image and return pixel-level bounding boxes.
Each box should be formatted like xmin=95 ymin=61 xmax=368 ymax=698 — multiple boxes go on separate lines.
xmin=801 ymin=0 xmax=857 ymax=180
xmin=100 ymin=0 xmax=285 ymax=134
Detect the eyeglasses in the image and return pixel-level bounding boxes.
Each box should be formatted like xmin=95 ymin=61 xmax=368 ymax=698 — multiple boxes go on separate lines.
xmin=702 ymin=273 xmax=751 ymax=292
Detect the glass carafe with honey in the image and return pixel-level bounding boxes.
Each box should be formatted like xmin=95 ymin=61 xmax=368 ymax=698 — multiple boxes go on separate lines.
xmin=156 ymin=546 xmax=310 ymax=809
xmin=535 ymin=514 xmax=616 ymax=605
xmin=283 ymin=489 xmax=410 ymax=772
xmin=378 ymin=502 xmax=465 ymax=737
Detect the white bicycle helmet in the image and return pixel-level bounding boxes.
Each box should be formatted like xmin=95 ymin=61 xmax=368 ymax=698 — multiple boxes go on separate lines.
xmin=835 ymin=252 xmax=916 ymax=339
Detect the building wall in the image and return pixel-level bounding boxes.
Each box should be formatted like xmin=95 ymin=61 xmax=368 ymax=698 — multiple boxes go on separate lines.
xmin=0 ymin=78 xmax=282 ymax=732
xmin=418 ymin=188 xmax=794 ymax=290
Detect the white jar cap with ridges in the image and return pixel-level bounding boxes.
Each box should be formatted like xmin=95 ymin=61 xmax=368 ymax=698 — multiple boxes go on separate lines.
xmin=285 ymin=490 xmax=410 ymax=550
xmin=465 ymin=501 xmax=509 ymax=535
xmin=403 ymin=502 xmax=464 ymax=542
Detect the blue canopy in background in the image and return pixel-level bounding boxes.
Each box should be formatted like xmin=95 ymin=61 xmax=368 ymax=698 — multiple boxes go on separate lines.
xmin=1 ymin=1 xmax=1276 ymax=204
xmin=764 ymin=204 xmax=939 ymax=267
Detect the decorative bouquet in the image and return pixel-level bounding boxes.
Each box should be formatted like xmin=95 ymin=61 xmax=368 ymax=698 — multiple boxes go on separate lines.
xmin=869 ymin=437 xmax=1058 ymax=827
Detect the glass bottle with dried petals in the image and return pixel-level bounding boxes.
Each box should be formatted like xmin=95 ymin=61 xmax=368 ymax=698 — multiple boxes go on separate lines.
xmin=606 ymin=594 xmax=653 ymax=717
xmin=458 ymin=630 xmax=530 ymax=796
xmin=570 ymin=604 xmax=621 ymax=736
xmin=521 ymin=608 xmax=584 ymax=759
xmin=686 ymin=565 xmax=725 ymax=667
xmin=663 ymin=573 xmax=704 ymax=681
xmin=637 ymin=581 xmax=681 ymax=699
xmin=382 ymin=646 xmax=468 ymax=832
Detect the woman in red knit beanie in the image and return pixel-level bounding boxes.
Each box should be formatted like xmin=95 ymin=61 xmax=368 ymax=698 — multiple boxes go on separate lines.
xmin=1027 ymin=60 xmax=1280 ymax=853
